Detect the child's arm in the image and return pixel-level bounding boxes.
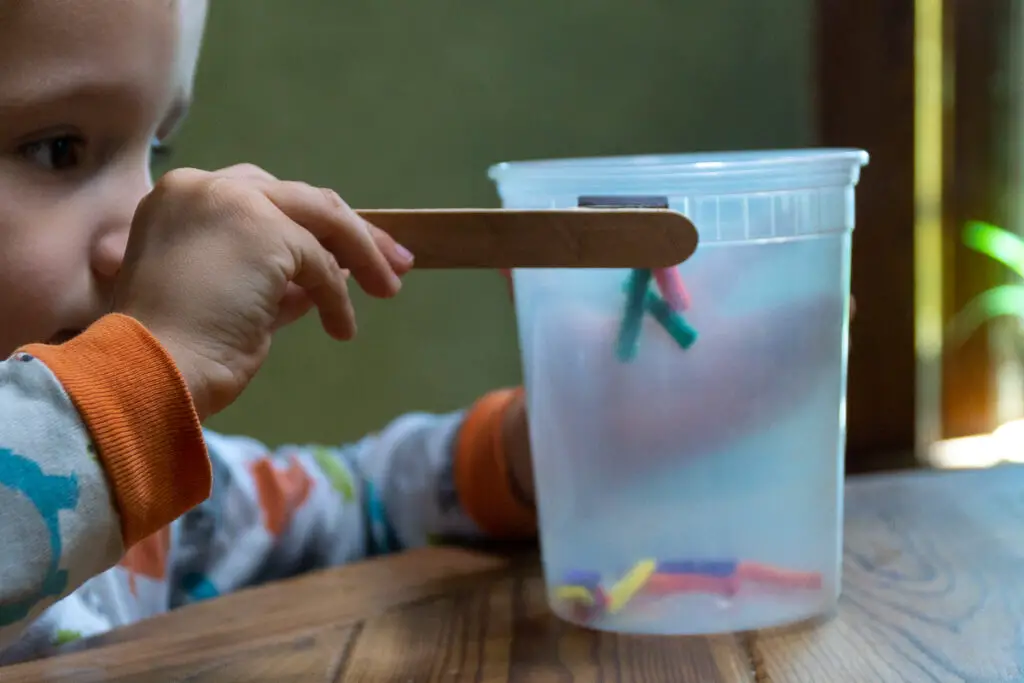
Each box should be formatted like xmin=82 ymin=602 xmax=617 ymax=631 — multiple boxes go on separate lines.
xmin=0 ymin=167 xmax=420 ymax=651
xmin=168 ymin=388 xmax=534 ymax=605
xmin=0 ymin=316 xmax=209 ymax=650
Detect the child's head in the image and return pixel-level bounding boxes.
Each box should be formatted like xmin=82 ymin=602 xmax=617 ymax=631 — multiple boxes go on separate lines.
xmin=0 ymin=0 xmax=207 ymax=356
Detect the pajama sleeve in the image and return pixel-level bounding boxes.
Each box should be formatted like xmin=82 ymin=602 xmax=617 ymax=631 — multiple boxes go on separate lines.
xmin=169 ymin=388 xmax=536 ymax=606
xmin=0 ymin=314 xmax=209 ymax=652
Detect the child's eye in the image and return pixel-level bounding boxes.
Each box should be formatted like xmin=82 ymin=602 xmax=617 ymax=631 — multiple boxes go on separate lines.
xmin=18 ymin=135 xmax=84 ymax=171
xmin=149 ymin=137 xmax=173 ymax=161
xmin=149 ymin=137 xmax=175 ymax=177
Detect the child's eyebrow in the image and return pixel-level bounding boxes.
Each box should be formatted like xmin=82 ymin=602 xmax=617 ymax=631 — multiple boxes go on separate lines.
xmin=0 ymin=77 xmax=146 ymax=121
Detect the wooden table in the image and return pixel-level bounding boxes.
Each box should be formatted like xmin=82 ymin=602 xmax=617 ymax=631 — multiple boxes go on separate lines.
xmin=7 ymin=465 xmax=1024 ymax=682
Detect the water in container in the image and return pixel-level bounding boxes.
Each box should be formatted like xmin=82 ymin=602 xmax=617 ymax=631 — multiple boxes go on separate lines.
xmin=488 ymin=149 xmax=869 ymax=635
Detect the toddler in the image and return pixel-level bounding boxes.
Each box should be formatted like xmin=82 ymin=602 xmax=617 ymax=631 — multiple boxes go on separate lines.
xmin=0 ymin=0 xmax=535 ymax=664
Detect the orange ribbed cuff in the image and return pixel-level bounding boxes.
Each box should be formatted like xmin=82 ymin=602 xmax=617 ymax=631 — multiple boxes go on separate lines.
xmin=22 ymin=314 xmax=210 ymax=548
xmin=454 ymin=387 xmax=536 ymax=538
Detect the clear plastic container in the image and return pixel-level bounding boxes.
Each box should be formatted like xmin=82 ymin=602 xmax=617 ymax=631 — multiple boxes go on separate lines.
xmin=488 ymin=149 xmax=869 ymax=635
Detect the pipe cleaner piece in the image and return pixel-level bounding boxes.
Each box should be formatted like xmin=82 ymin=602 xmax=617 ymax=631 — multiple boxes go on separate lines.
xmin=645 ymin=291 xmax=698 ymax=349
xmin=615 ymin=269 xmax=652 ymax=361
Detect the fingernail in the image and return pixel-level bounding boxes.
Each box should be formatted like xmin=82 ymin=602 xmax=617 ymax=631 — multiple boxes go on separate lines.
xmin=394 ymin=243 xmax=414 ymax=265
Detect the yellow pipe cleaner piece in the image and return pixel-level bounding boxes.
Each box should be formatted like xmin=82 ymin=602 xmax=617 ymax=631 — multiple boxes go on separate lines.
xmin=555 ymin=585 xmax=596 ymax=606
xmin=606 ymin=559 xmax=656 ymax=613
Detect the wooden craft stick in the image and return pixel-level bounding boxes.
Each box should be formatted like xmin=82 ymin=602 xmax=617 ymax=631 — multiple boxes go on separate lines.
xmin=356 ymin=208 xmax=698 ymax=269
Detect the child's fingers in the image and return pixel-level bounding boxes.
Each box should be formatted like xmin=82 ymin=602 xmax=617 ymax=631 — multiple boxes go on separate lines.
xmin=217 ymin=163 xmax=279 ymax=182
xmin=363 ymin=221 xmax=414 ymax=276
xmin=308 ymin=188 xmax=414 ymax=278
xmin=274 ymin=283 xmax=315 ymax=331
xmin=275 ymin=273 xmax=352 ymax=331
xmin=214 ymin=168 xmax=413 ymax=277
xmin=256 ymin=180 xmax=405 ymax=299
xmin=286 ymin=226 xmax=357 ymax=340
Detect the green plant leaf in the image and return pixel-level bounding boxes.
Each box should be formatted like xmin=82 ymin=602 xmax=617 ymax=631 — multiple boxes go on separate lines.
xmin=948 ymin=284 xmax=1024 ymax=345
xmin=963 ymin=221 xmax=1024 ymax=279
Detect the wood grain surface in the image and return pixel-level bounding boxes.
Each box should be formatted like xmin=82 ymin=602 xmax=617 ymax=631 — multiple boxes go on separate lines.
xmin=358 ymin=209 xmax=699 ymax=269
xmin=7 ymin=465 xmax=1024 ymax=682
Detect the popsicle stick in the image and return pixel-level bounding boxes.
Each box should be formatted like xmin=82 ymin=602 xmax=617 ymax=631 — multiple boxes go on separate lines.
xmin=356 ymin=208 xmax=698 ymax=269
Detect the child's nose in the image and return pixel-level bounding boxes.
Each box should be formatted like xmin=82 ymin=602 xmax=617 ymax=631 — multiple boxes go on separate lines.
xmin=91 ymin=227 xmax=129 ymax=281
xmin=91 ymin=166 xmax=152 ymax=282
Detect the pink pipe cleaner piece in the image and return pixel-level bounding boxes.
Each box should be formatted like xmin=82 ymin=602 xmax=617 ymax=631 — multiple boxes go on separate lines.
xmin=735 ymin=562 xmax=823 ymax=590
xmin=653 ymin=267 xmax=690 ymax=311
xmin=644 ymin=573 xmax=739 ymax=598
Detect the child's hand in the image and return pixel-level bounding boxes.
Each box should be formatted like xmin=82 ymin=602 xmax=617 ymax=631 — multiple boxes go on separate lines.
xmin=502 ymin=389 xmax=535 ymax=507
xmin=112 ymin=164 xmax=413 ymax=419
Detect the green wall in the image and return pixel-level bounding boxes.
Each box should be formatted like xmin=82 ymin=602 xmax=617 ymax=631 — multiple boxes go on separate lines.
xmin=176 ymin=0 xmax=814 ymax=445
